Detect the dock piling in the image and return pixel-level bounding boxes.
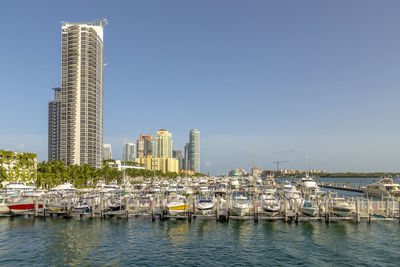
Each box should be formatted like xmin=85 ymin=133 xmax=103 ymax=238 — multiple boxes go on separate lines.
xmin=151 ymin=197 xmax=155 ymax=221
xmin=356 ymin=199 xmax=360 ymax=223
xmin=385 ymin=199 xmax=389 ymax=217
xmin=91 ymin=197 xmax=95 ymax=218
xmin=284 ymin=200 xmax=288 ymax=222
xmin=216 ymin=195 xmax=221 ymax=221
xmin=253 ymin=196 xmax=258 ymax=222
xmin=325 ymin=199 xmax=329 ymax=223
xmin=34 ymin=197 xmax=38 ymax=217
xmin=398 ymin=200 xmax=400 ymax=223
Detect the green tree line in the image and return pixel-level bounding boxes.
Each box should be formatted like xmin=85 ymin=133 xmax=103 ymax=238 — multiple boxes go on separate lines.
xmin=35 ymin=160 xmax=205 ymax=189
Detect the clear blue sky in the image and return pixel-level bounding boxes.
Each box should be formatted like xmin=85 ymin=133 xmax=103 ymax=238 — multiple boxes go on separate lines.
xmin=1 ymin=0 xmax=400 ymax=174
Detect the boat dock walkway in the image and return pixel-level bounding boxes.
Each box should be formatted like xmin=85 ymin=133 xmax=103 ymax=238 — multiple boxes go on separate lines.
xmin=317 ymin=182 xmax=364 ymax=193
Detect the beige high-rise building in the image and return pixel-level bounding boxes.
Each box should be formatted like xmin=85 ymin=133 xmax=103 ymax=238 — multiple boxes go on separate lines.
xmin=135 ymin=157 xmax=179 ymax=173
xmin=102 ymin=144 xmax=112 ymax=160
xmin=59 ymin=19 xmax=107 ymax=168
xmin=155 ymin=129 xmax=173 ymax=158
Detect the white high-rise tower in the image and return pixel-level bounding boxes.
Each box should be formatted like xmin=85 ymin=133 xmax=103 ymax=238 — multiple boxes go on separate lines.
xmin=59 ymin=19 xmax=107 ymax=168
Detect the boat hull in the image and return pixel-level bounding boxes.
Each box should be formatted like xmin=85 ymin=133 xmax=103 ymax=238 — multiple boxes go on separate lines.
xmin=262 ymin=206 xmax=280 ymax=217
xmin=332 ymin=206 xmax=352 ymax=217
xmin=8 ymin=204 xmax=43 ymax=214
xmin=232 ymin=206 xmax=250 ymax=217
xmin=167 ymin=204 xmax=188 ymax=216
xmin=301 ymin=207 xmax=319 ymax=217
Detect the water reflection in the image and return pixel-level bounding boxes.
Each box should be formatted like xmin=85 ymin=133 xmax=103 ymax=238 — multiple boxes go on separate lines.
xmin=0 ymin=218 xmax=399 ymax=266
xmin=230 ymin=221 xmax=252 ymax=244
xmin=196 ymin=219 xmax=214 ymax=238
xmin=163 ymin=220 xmax=191 ymax=246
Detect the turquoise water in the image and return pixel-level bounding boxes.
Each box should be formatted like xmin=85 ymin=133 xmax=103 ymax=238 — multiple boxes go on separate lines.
xmin=0 ymin=217 xmax=399 ymax=266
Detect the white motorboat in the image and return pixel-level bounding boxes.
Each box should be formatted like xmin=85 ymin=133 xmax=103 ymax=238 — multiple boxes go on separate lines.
xmin=332 ymin=199 xmax=353 ymax=217
xmin=284 ymin=185 xmax=302 ymax=200
xmin=231 ymin=195 xmax=250 ymax=216
xmin=166 ymin=195 xmax=188 ymax=216
xmin=363 ymin=177 xmax=400 ymax=198
xmin=261 ymin=191 xmax=280 ymax=216
xmin=7 ymin=196 xmax=43 ymax=215
xmin=196 ymin=195 xmax=214 ymax=214
xmin=300 ymin=202 xmax=319 ymax=217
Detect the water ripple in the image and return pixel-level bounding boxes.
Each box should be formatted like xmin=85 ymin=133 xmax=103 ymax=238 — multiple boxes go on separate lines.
xmin=0 ymin=217 xmax=398 ymax=266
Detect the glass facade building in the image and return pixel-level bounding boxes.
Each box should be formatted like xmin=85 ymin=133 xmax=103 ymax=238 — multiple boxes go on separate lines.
xmin=189 ymin=129 xmax=200 ymax=173
xmin=48 ymin=87 xmax=61 ymax=161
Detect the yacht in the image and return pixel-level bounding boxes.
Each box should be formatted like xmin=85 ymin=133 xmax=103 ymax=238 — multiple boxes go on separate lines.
xmin=261 ymin=191 xmax=280 ymax=216
xmin=298 ymin=174 xmax=318 ymax=190
xmin=50 ymin=182 xmax=75 ymax=192
xmin=4 ymin=182 xmax=36 ymax=194
xmin=363 ymin=177 xmax=400 ymax=198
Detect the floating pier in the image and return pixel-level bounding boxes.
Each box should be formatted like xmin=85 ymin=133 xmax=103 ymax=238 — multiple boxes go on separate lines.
xmin=317 ymin=182 xmax=364 ymax=193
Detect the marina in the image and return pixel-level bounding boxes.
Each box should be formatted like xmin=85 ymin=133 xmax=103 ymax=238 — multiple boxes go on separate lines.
xmin=1 ymin=176 xmax=400 ymax=224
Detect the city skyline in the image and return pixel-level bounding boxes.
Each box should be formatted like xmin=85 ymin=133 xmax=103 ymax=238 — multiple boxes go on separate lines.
xmin=1 ymin=1 xmax=400 ymax=175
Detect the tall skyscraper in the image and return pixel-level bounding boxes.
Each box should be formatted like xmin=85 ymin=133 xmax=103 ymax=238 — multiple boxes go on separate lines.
xmin=102 ymin=144 xmax=112 ymax=160
xmin=48 ymin=87 xmax=61 ymax=161
xmin=155 ymin=129 xmax=173 ymax=158
xmin=184 ymin=143 xmax=190 ymax=171
xmin=137 ymin=134 xmax=154 ymax=158
xmin=124 ymin=142 xmax=137 ymax=162
xmin=189 ymin=129 xmax=200 ymax=173
xmin=59 ymin=19 xmax=107 ymax=168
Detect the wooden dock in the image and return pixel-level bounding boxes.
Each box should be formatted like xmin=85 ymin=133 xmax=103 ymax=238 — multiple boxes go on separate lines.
xmin=317 ymin=182 xmax=364 ymax=193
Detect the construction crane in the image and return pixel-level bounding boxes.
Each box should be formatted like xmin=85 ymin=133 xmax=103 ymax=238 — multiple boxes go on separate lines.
xmin=272 ymin=160 xmax=289 ymax=171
